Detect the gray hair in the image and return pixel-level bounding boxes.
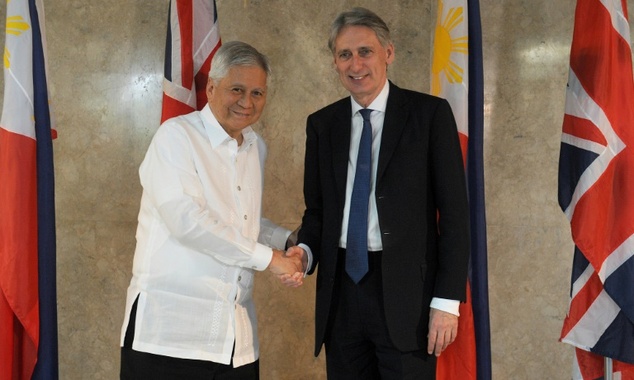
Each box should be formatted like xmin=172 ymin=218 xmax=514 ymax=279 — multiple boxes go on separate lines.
xmin=328 ymin=7 xmax=392 ymax=54
xmin=208 ymin=41 xmax=271 ymax=83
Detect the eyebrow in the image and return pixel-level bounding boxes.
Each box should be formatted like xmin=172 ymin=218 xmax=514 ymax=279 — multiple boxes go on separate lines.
xmin=337 ymin=45 xmax=373 ymax=52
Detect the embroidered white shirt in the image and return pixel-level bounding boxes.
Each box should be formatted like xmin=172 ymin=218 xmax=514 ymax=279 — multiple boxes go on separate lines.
xmin=120 ymin=105 xmax=289 ymax=366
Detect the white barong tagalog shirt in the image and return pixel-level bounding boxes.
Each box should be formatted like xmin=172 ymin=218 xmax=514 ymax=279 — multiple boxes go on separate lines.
xmin=120 ymin=104 xmax=289 ymax=367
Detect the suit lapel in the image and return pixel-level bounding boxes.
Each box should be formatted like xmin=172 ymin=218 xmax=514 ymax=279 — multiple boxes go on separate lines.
xmin=377 ymin=82 xmax=409 ymax=183
xmin=330 ymin=100 xmax=352 ymax=205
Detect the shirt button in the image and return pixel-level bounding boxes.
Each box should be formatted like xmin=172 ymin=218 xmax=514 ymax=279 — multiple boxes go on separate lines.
xmin=244 ymin=215 xmax=248 ymax=220
xmin=238 ymin=276 xmax=242 ymax=281
xmin=237 ymin=186 xmax=241 ymax=191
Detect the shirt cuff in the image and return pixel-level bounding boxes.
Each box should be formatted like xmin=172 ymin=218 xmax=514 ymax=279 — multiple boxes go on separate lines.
xmin=430 ymin=297 xmax=460 ymax=316
xmin=297 ymin=243 xmax=313 ymax=278
xmin=244 ymin=243 xmax=274 ymax=271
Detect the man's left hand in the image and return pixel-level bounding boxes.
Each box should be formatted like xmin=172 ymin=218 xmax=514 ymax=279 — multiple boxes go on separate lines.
xmin=427 ymin=308 xmax=458 ymax=357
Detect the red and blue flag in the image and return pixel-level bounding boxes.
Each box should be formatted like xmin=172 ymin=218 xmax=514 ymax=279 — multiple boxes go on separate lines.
xmin=161 ymin=0 xmax=221 ymax=123
xmin=0 ymin=0 xmax=58 ymax=379
xmin=431 ymin=1 xmax=491 ymax=379
xmin=558 ymin=0 xmax=634 ymax=378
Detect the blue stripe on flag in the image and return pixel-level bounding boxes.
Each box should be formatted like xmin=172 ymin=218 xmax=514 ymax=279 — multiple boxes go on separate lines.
xmin=28 ymin=0 xmax=59 ymax=378
xmin=570 ymin=246 xmax=590 ymax=288
xmin=604 ymin=256 xmax=634 ymax=321
xmin=212 ymin=0 xmax=218 ymax=23
xmin=558 ymin=143 xmax=599 ymax=212
xmin=466 ymin=1 xmax=492 ymax=379
xmin=593 ymin=311 xmax=634 ymax=363
xmin=164 ymin=1 xmax=173 ymax=82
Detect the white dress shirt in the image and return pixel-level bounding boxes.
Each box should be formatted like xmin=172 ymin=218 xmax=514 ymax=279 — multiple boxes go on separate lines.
xmin=120 ymin=105 xmax=289 ymax=367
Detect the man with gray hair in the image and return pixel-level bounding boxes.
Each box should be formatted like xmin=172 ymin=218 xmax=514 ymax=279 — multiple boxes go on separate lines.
xmin=288 ymin=7 xmax=471 ymax=379
xmin=120 ymin=41 xmax=302 ymax=379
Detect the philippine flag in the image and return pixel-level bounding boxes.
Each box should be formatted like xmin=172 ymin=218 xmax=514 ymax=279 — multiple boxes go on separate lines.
xmin=431 ymin=1 xmax=492 ymax=379
xmin=0 ymin=0 xmax=58 ymax=379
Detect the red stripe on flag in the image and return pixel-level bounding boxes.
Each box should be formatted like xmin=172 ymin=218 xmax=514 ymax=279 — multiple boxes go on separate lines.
xmin=576 ymin=348 xmax=606 ymax=379
xmin=175 ymin=0 xmax=194 ymax=90
xmin=571 ymin=158 xmax=634 ymax=268
xmin=576 ymin=348 xmax=634 ymax=379
xmin=161 ymin=93 xmax=196 ymax=124
xmin=457 ymin=131 xmax=468 ymax=167
xmin=560 ymin=271 xmax=602 ymax=340
xmin=562 ymin=114 xmax=607 ymax=147
xmin=194 ymin=43 xmax=221 ymax=111
xmin=0 ymin=128 xmax=39 ymax=380
xmin=571 ymin=3 xmax=634 ymax=127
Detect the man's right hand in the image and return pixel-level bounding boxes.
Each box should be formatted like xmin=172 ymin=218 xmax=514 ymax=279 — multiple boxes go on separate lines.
xmin=268 ymin=249 xmax=304 ymax=287
xmin=278 ymin=246 xmax=307 ymax=287
xmin=285 ymin=246 xmax=307 ymax=272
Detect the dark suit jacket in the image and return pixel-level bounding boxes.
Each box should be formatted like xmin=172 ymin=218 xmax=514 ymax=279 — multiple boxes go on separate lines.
xmin=298 ymin=81 xmax=470 ymax=356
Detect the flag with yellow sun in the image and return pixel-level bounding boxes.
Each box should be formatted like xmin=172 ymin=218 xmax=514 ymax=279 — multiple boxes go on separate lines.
xmin=1 ymin=0 xmax=58 ymax=379
xmin=431 ymin=1 xmax=491 ymax=379
xmin=432 ymin=0 xmax=469 ymax=155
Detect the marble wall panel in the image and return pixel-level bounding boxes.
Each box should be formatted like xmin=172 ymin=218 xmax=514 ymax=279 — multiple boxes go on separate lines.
xmin=1 ymin=0 xmax=633 ymax=378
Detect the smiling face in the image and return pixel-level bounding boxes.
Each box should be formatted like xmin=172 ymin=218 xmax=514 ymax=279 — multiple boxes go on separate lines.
xmin=333 ymin=25 xmax=394 ymax=107
xmin=206 ymin=65 xmax=267 ymax=142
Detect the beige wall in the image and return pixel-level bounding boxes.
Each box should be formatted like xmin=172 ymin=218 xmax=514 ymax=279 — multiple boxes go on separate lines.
xmin=1 ymin=0 xmax=633 ymax=378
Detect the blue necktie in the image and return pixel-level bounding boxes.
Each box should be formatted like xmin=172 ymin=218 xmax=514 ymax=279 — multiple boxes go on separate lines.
xmin=346 ymin=108 xmax=373 ymax=284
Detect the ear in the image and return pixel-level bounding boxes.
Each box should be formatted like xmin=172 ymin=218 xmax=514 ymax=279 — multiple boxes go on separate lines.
xmin=206 ymin=77 xmax=215 ymax=99
xmin=386 ymin=44 xmax=395 ymax=65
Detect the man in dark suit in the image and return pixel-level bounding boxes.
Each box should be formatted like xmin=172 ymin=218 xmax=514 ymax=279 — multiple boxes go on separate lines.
xmin=286 ymin=7 xmax=470 ymax=379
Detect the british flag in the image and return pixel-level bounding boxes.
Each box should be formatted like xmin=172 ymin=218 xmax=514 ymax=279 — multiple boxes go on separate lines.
xmin=558 ymin=0 xmax=634 ymax=378
xmin=161 ymin=0 xmax=221 ymax=123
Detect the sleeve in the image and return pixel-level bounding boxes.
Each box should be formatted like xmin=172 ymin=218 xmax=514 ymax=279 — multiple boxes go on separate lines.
xmin=259 ymin=218 xmax=291 ymax=250
xmin=297 ymin=114 xmax=323 ymax=275
xmin=140 ymin=122 xmax=273 ymax=271
xmin=429 ymin=99 xmax=471 ymax=301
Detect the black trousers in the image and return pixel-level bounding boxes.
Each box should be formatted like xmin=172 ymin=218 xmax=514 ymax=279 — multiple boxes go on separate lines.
xmin=120 ymin=347 xmax=259 ymax=380
xmin=120 ymin=297 xmax=259 ymax=380
xmin=324 ymin=249 xmax=436 ymax=380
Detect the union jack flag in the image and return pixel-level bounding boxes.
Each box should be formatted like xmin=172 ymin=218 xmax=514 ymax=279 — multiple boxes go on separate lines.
xmin=161 ymin=0 xmax=221 ymax=123
xmin=558 ymin=0 xmax=634 ymax=378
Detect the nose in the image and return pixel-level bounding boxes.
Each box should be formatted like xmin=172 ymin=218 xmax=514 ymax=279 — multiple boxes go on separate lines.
xmin=237 ymin=93 xmax=253 ymax=108
xmin=350 ymin=54 xmax=363 ymax=71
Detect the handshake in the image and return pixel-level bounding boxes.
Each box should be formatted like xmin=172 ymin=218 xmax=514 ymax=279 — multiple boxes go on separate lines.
xmin=268 ymin=246 xmax=307 ymax=288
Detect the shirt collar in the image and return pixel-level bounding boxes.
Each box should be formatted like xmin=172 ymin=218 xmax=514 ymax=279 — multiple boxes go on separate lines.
xmin=201 ymin=104 xmax=257 ymax=149
xmin=350 ymin=80 xmax=390 ymax=115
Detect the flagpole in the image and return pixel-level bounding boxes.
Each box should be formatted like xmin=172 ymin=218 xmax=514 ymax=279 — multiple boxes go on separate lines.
xmin=604 ymin=357 xmax=612 ymax=380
